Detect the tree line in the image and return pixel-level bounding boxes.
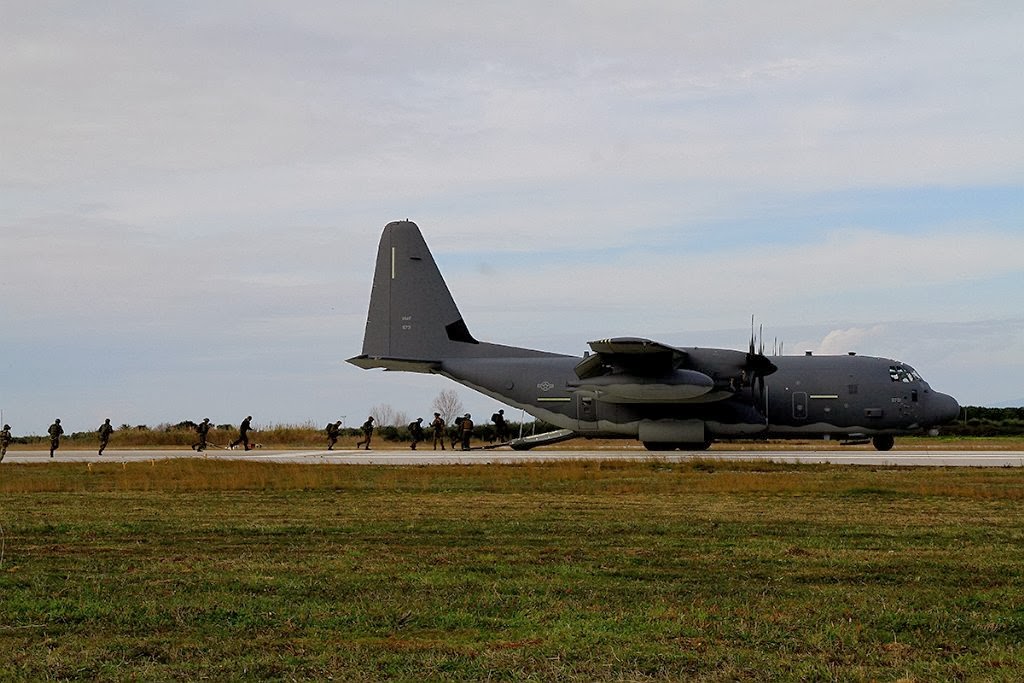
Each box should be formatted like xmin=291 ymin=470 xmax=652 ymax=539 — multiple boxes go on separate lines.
xmin=941 ymin=406 xmax=1024 ymax=437
xmin=4 ymin=400 xmax=1021 ymax=445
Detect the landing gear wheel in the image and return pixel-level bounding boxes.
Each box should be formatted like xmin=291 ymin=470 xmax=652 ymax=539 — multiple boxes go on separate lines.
xmin=872 ymin=435 xmax=895 ymax=451
xmin=643 ymin=442 xmax=676 ymax=451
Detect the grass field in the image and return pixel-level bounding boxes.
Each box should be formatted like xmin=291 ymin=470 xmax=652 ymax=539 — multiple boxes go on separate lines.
xmin=2 ymin=459 xmax=1023 ymax=680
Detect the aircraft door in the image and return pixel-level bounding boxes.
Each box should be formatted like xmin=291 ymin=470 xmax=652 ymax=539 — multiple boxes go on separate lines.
xmin=576 ymin=392 xmax=599 ymax=432
xmin=793 ymin=392 xmax=808 ymax=420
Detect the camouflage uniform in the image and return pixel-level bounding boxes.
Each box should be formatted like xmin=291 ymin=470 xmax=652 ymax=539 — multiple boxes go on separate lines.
xmin=460 ymin=414 xmax=474 ymax=451
xmin=408 ymin=418 xmax=424 ymax=450
xmin=431 ymin=413 xmax=446 ymax=450
xmin=48 ymin=419 xmax=64 ymax=457
xmin=97 ymin=419 xmax=114 ymax=455
xmin=492 ymin=409 xmax=509 ymax=442
xmin=326 ymin=420 xmax=342 ymax=450
xmin=1 ymin=424 xmax=11 ymax=461
xmin=450 ymin=416 xmax=463 ymax=450
xmin=356 ymin=417 xmax=374 ymax=450
xmin=193 ymin=418 xmax=211 ymax=452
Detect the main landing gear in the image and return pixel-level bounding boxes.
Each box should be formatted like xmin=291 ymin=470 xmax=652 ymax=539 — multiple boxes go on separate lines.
xmin=871 ymin=434 xmax=895 ymax=451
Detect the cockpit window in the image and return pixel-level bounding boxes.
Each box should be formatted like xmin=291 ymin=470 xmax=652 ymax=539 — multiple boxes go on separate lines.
xmin=889 ymin=364 xmax=921 ymax=383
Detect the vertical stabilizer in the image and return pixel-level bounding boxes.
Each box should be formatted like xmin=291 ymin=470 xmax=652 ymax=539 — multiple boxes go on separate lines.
xmin=357 ymin=221 xmax=477 ymax=363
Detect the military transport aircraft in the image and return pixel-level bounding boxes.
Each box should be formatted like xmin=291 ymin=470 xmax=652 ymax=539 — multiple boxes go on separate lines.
xmin=349 ymin=221 xmax=960 ymax=451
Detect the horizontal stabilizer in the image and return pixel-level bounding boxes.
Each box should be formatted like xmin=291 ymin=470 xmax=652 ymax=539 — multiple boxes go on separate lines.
xmin=346 ymin=355 xmax=440 ymax=374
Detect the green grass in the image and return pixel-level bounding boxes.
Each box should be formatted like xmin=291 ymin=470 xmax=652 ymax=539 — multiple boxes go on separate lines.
xmin=2 ymin=460 xmax=1024 ymax=680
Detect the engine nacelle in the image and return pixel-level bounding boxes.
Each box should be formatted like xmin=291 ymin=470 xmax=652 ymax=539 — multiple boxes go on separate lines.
xmin=575 ymin=369 xmax=714 ymax=403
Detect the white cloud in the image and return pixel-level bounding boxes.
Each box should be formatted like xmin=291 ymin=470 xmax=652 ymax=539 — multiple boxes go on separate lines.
xmin=448 ymin=228 xmax=1024 ymax=337
xmin=2 ymin=2 xmax=1023 ymax=432
xmin=816 ymin=326 xmax=889 ymax=355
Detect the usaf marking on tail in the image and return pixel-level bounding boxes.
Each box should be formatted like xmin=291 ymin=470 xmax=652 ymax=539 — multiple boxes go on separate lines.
xmin=349 ymin=221 xmax=960 ymax=452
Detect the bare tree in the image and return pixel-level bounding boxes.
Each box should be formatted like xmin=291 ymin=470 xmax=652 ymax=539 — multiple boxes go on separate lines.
xmin=370 ymin=403 xmax=397 ymax=426
xmin=431 ymin=389 xmax=463 ymax=424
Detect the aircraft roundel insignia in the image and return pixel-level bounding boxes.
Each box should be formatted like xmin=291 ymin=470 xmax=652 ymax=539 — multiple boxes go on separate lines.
xmin=537 ymin=381 xmax=554 ymax=392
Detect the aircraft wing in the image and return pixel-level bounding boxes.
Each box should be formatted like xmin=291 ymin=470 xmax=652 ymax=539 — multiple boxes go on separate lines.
xmin=572 ymin=337 xmax=720 ymax=403
xmin=576 ymin=337 xmax=688 ymax=378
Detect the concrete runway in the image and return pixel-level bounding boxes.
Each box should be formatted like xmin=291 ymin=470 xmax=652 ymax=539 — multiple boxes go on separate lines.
xmin=4 ymin=448 xmax=1024 ymax=467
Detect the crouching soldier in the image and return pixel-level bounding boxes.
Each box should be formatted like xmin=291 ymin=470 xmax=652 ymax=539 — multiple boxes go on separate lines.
xmin=409 ymin=417 xmax=425 ymax=450
xmin=356 ymin=416 xmax=374 ymax=450
xmin=326 ymin=420 xmax=342 ymax=450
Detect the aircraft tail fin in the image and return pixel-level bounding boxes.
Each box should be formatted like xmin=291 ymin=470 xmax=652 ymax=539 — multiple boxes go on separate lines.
xmin=349 ymin=220 xmax=564 ymax=371
xmin=350 ymin=221 xmax=482 ymax=368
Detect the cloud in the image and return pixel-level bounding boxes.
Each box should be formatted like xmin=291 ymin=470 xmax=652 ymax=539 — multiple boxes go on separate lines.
xmin=2 ymin=2 xmax=1023 ymax=432
xmin=816 ymin=326 xmax=889 ymax=355
xmin=448 ymin=227 xmax=1024 ymax=340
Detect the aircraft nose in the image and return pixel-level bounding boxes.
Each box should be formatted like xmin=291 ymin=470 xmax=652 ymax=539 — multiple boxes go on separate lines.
xmin=929 ymin=392 xmax=961 ymax=425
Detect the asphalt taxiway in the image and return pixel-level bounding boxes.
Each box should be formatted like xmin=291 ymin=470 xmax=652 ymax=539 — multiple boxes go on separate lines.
xmin=4 ymin=448 xmax=1024 ymax=467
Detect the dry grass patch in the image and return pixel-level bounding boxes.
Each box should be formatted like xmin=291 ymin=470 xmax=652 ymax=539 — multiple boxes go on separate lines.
xmin=2 ymin=460 xmax=1024 ymax=680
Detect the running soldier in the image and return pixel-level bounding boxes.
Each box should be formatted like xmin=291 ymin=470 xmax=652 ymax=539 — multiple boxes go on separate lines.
xmin=230 ymin=416 xmax=254 ymax=450
xmin=356 ymin=416 xmax=374 ymax=450
xmin=326 ymin=420 xmax=343 ymax=450
xmin=97 ymin=418 xmax=114 ymax=455
xmin=408 ymin=417 xmax=425 ymax=450
xmin=430 ymin=412 xmax=446 ymax=450
xmin=192 ymin=418 xmax=211 ymax=452
xmin=491 ymin=409 xmax=509 ymax=442
xmin=1 ymin=423 xmax=11 ymax=461
xmin=48 ymin=418 xmax=64 ymax=458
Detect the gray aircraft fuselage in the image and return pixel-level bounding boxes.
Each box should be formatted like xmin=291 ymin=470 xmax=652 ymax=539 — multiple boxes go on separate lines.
xmin=349 ymin=221 xmax=961 ymax=451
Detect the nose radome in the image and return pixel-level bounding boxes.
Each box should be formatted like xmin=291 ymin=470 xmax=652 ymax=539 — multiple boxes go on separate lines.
xmin=931 ymin=392 xmax=961 ymax=424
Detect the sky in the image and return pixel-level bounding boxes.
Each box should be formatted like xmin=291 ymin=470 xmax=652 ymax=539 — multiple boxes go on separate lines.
xmin=2 ymin=1 xmax=1023 ymax=435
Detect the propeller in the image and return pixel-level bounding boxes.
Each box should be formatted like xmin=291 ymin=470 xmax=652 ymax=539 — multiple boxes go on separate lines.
xmin=743 ymin=317 xmax=777 ymax=415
